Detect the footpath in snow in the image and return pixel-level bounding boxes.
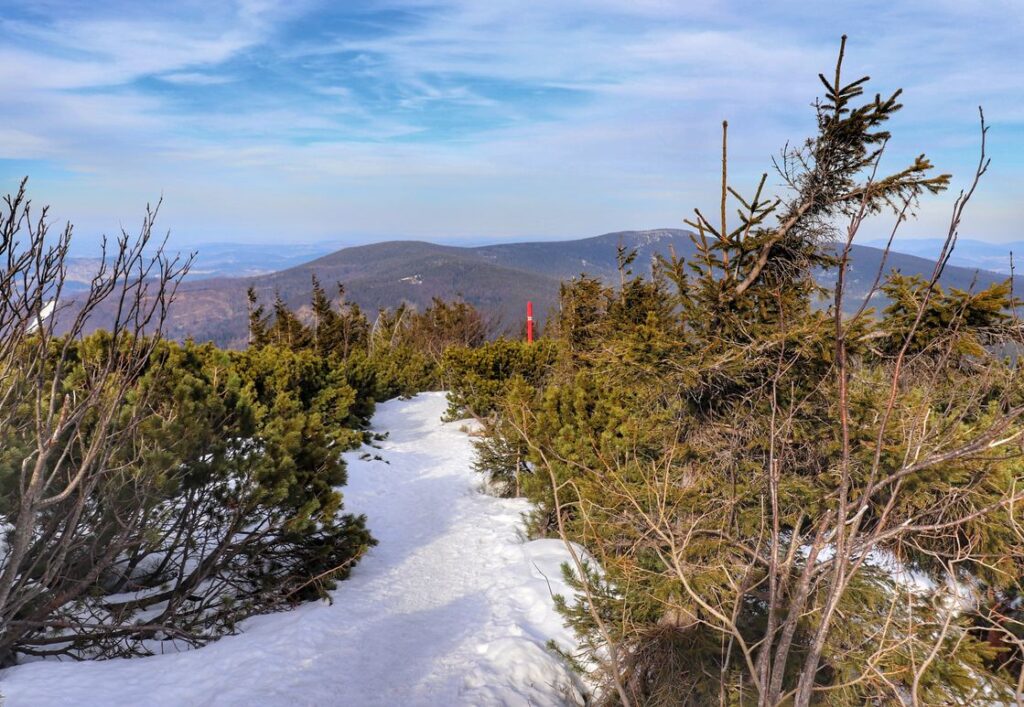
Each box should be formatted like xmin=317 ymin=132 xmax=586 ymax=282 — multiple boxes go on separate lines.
xmin=0 ymin=392 xmax=585 ymax=706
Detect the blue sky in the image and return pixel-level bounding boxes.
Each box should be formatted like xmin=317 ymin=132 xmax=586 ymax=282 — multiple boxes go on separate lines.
xmin=1 ymin=0 xmax=1022 ymax=250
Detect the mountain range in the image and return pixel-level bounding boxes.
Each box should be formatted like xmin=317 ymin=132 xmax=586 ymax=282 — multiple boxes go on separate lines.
xmin=141 ymin=229 xmax=1022 ymax=348
xmin=862 ymin=238 xmax=1023 ymax=274
xmin=63 ymin=241 xmax=344 ymax=291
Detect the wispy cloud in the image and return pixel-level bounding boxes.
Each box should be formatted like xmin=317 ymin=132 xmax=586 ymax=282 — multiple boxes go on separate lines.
xmin=160 ymin=72 xmax=238 ymax=86
xmin=0 ymin=0 xmax=1021 ymax=246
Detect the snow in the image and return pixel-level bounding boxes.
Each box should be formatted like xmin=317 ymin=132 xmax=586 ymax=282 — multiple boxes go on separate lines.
xmin=0 ymin=392 xmax=585 ymax=706
xmin=26 ymin=299 xmax=55 ymax=334
xmin=806 ymin=544 xmax=971 ymax=601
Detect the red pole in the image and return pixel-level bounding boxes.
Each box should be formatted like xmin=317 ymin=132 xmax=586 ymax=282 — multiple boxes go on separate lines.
xmin=526 ymin=301 xmax=534 ymax=343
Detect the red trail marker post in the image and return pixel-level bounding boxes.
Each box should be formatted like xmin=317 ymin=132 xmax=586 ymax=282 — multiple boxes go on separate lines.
xmin=526 ymin=301 xmax=534 ymax=343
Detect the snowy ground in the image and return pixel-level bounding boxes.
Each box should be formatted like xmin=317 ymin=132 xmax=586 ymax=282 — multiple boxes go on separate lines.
xmin=0 ymin=392 xmax=585 ymax=706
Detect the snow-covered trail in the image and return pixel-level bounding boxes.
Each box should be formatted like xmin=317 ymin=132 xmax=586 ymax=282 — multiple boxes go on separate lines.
xmin=0 ymin=392 xmax=583 ymax=706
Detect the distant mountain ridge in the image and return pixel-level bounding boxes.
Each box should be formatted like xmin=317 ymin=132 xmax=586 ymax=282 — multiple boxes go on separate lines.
xmin=62 ymin=241 xmax=344 ymax=291
xmin=863 ymin=237 xmax=1023 ymax=274
xmin=147 ymin=229 xmax=1022 ymax=348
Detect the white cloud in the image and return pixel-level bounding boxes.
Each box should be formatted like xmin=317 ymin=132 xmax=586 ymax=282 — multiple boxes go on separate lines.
xmin=0 ymin=128 xmax=55 ymax=159
xmin=160 ymin=72 xmax=237 ymax=86
xmin=0 ymin=0 xmax=1021 ymax=245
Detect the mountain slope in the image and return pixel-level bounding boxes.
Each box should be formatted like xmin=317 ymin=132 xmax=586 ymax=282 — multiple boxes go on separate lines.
xmin=153 ymin=229 xmax=1023 ymax=347
xmin=169 ymin=241 xmax=564 ymax=346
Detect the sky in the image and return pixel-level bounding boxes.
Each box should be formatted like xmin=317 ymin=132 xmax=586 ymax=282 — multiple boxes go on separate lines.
xmin=1 ymin=0 xmax=1022 ymax=251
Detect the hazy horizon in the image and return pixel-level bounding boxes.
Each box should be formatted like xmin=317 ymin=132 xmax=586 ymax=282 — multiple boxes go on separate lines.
xmin=63 ymin=229 xmax=1024 ymax=271
xmin=3 ymin=1 xmax=1023 ymax=249
xmin=77 ymin=231 xmax=1024 ymax=252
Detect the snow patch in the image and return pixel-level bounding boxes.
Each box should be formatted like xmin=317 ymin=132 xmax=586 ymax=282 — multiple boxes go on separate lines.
xmin=27 ymin=299 xmax=55 ymax=333
xmin=630 ymin=229 xmax=677 ymax=246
